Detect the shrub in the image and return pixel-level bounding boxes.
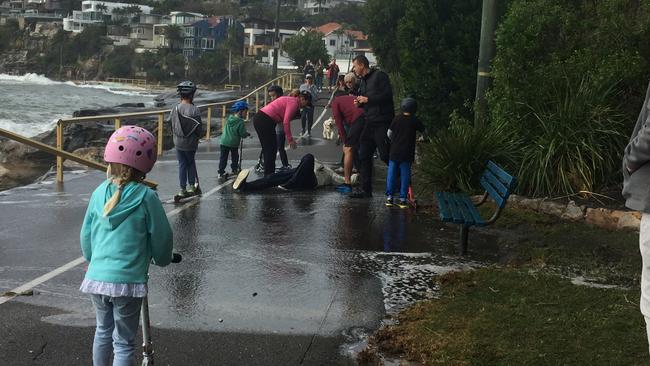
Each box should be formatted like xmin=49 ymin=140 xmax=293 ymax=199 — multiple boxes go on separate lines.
xmin=283 ymin=30 xmax=329 ymax=68
xmin=419 ymin=111 xmax=521 ymax=192
xmin=103 ymin=46 xmax=135 ymax=78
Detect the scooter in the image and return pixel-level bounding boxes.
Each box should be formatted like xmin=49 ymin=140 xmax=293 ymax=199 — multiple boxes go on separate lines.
xmin=141 ymin=253 xmax=182 ymax=366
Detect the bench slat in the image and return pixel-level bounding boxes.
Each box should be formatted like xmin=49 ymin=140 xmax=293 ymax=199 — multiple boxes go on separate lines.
xmin=481 ymin=168 xmax=509 ymax=198
xmin=447 ymin=194 xmax=465 ymax=223
xmin=435 ymin=192 xmax=454 ymax=222
xmin=453 ymin=193 xmax=477 ymax=225
xmin=487 ymin=160 xmax=516 ymax=189
xmin=480 ymin=175 xmax=507 ymax=208
xmin=458 ymin=194 xmax=486 ymax=226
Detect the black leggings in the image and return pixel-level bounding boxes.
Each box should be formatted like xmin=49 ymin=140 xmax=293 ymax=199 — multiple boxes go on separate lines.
xmin=253 ymin=111 xmax=278 ymax=176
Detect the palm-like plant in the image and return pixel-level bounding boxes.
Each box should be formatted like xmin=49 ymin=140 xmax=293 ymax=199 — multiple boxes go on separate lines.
xmin=164 ymin=24 xmax=183 ymax=51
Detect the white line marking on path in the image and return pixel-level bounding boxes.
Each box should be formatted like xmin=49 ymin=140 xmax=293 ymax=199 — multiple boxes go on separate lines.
xmin=0 ymin=178 xmax=235 ymax=305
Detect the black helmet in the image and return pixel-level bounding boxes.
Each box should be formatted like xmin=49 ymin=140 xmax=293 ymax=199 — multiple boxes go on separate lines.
xmin=267 ymin=85 xmax=284 ymax=96
xmin=177 ymin=80 xmax=197 ymax=97
xmin=299 ymin=90 xmax=313 ymax=106
xmin=400 ymin=97 xmax=417 ymax=114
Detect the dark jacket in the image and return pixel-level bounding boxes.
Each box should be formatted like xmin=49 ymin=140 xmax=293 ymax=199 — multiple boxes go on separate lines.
xmin=358 ymin=68 xmax=394 ymax=125
xmin=170 ymin=103 xmax=202 ymax=151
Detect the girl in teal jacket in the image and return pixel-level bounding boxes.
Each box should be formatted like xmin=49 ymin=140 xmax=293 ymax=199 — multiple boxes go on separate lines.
xmin=80 ymin=126 xmax=173 ymax=366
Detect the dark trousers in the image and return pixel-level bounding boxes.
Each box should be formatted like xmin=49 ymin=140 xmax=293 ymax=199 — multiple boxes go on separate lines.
xmin=257 ymin=131 xmax=289 ymax=168
xmin=301 ymin=106 xmax=314 ymax=134
xmin=176 ymin=149 xmax=197 ymax=189
xmin=243 ymin=154 xmax=316 ymax=191
xmin=218 ymin=145 xmax=239 ymax=175
xmin=358 ymin=122 xmax=390 ymax=193
xmin=253 ymin=111 xmax=278 ymax=176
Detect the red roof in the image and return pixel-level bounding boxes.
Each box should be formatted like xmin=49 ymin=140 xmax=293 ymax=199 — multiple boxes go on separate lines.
xmin=312 ymin=22 xmax=368 ymax=40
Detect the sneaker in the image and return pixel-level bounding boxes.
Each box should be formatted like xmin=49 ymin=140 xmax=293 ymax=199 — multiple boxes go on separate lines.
xmin=177 ymin=189 xmax=188 ymax=197
xmin=349 ymin=189 xmax=372 ymax=198
xmin=334 ymin=167 xmax=344 ymax=174
xmin=385 ymin=197 xmax=394 ymax=207
xmin=233 ymin=168 xmax=250 ymax=190
xmin=397 ymin=199 xmax=409 ymax=209
xmin=231 ymin=168 xmax=240 ymax=175
xmin=219 ymin=173 xmax=227 ymax=180
xmin=187 ymin=185 xmax=195 ymax=194
xmin=336 ymin=184 xmax=352 ymax=194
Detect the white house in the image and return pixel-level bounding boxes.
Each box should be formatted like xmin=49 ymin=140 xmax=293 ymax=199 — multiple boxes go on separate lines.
xmin=242 ymin=17 xmax=301 ymax=69
xmin=152 ymin=11 xmax=205 ymax=49
xmin=300 ymin=22 xmax=377 ymax=70
xmin=298 ymin=0 xmax=366 ymax=15
xmin=62 ymin=0 xmax=153 ymax=32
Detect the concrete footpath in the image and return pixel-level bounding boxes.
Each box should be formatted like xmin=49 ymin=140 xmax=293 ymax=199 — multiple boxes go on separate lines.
xmin=0 ymin=105 xmax=466 ymax=365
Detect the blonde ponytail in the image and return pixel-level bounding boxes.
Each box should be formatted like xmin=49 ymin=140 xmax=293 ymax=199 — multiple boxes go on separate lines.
xmin=103 ymin=163 xmax=144 ymax=216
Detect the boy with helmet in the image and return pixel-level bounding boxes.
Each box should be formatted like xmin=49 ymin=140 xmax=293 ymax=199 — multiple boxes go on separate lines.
xmin=80 ymin=126 xmax=173 ymax=366
xmin=219 ymin=100 xmax=250 ymax=179
xmin=385 ymin=97 xmax=426 ymax=208
xmin=170 ymin=81 xmax=202 ymax=198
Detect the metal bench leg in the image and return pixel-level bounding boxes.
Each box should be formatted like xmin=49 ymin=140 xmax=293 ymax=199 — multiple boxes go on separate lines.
xmin=460 ymin=225 xmax=469 ymax=255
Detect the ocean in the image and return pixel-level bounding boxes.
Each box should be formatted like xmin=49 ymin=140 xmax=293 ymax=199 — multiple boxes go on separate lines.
xmin=0 ymin=73 xmax=158 ymax=137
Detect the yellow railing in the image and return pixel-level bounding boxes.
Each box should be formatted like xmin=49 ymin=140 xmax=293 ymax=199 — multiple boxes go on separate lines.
xmin=55 ymin=72 xmax=301 ymax=183
xmin=224 ymin=84 xmax=242 ymax=90
xmin=105 ymin=77 xmax=148 ymax=87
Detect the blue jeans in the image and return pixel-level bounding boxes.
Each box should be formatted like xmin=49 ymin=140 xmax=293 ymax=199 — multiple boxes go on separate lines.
xmin=386 ymin=160 xmax=412 ymax=200
xmin=176 ymin=149 xmax=197 ymax=189
xmin=91 ymin=295 xmax=143 ymax=366
xmin=218 ymin=145 xmax=239 ymax=175
xmin=301 ymin=106 xmax=314 ymax=134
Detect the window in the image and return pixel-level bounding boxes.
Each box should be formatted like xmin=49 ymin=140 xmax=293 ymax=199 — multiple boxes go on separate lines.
xmin=183 ymin=26 xmax=193 ymax=37
xmin=183 ymin=49 xmax=193 ymax=58
xmin=329 ymin=39 xmax=335 ymax=46
xmin=184 ymin=38 xmax=193 ymax=48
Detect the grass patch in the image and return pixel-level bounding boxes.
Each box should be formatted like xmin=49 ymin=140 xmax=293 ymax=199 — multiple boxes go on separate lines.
xmin=476 ymin=204 xmax=641 ymax=286
xmin=366 ymin=268 xmax=646 ymax=365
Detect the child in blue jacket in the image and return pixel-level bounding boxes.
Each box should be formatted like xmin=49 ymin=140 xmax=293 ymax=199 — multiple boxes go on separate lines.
xmin=80 ymin=126 xmax=173 ymax=366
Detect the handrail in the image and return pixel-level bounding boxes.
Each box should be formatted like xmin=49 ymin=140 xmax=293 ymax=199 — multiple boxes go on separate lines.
xmin=54 ymin=72 xmax=302 ymax=183
xmin=0 ymin=128 xmax=158 ymax=189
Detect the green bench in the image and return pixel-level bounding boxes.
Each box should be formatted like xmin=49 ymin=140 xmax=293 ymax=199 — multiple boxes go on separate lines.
xmin=435 ymin=161 xmax=517 ymax=255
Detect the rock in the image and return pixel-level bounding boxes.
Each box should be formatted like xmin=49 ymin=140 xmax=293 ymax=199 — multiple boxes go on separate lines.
xmin=539 ymin=200 xmax=566 ymax=217
xmin=561 ymin=200 xmax=586 ymax=221
xmin=585 ymin=208 xmax=618 ymax=230
xmin=518 ymin=198 xmax=542 ymax=211
xmin=618 ymin=212 xmax=641 ymax=231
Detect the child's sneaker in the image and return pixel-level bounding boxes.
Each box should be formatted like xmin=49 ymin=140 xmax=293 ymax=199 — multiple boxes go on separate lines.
xmin=397 ymin=199 xmax=409 ymax=209
xmin=177 ymin=189 xmax=188 ymax=197
xmin=336 ymin=184 xmax=352 ymax=194
xmin=385 ymin=197 xmax=394 ymax=207
xmin=187 ymin=185 xmax=196 ymax=194
xmin=219 ymin=172 xmax=227 ymax=180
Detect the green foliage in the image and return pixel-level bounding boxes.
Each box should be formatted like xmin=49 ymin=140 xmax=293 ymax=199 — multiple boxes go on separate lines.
xmin=283 ymin=30 xmax=329 ymax=68
xmin=0 ymin=19 xmax=21 ymax=52
xmin=419 ymin=112 xmax=520 ymax=192
xmin=364 ymin=0 xmax=404 ymax=73
xmin=309 ymin=4 xmax=366 ymax=30
xmin=103 ymin=46 xmax=135 ymax=78
xmin=164 ymin=25 xmax=183 ymax=51
xmin=396 ymin=0 xmax=483 ymax=131
xmin=515 ymin=76 xmax=628 ymax=197
xmin=189 ymin=51 xmax=227 ymax=84
xmin=490 ymin=0 xmax=650 ymax=196
xmin=72 ymin=25 xmax=107 ymax=59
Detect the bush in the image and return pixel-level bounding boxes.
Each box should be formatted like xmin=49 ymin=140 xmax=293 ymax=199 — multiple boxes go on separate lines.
xmin=489 ymin=0 xmax=650 ymax=196
xmin=419 ymin=112 xmax=521 ymax=192
xmin=283 ymin=30 xmax=330 ymax=68
xmin=103 ymin=46 xmax=135 ymax=78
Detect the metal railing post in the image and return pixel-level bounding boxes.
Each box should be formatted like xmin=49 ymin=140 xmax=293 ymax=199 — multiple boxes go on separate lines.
xmin=56 ymin=121 xmax=63 ymax=183
xmin=255 ymin=91 xmax=259 ymax=113
xmin=206 ymin=106 xmax=212 ymax=140
xmin=114 ymin=118 xmax=121 ymax=130
xmin=157 ymin=113 xmax=164 ymax=156
xmin=264 ymin=88 xmax=268 ymax=105
xmin=222 ymin=105 xmax=226 ymax=131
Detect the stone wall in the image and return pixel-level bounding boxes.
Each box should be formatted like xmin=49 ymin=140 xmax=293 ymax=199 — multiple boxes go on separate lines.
xmin=501 ymin=195 xmax=641 ymax=231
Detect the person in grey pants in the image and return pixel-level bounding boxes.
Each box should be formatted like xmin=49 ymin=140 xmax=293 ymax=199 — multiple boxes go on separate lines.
xmin=623 ymin=81 xmax=650 ymax=354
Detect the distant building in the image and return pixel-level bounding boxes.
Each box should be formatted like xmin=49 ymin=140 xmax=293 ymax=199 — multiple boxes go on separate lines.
xmin=153 ymin=11 xmax=205 ymax=50
xmin=298 ymin=0 xmax=366 ymax=15
xmin=63 ymin=0 xmax=153 ymax=33
xmin=241 ymin=17 xmax=301 ymax=69
xmin=300 ymin=22 xmax=376 ymax=70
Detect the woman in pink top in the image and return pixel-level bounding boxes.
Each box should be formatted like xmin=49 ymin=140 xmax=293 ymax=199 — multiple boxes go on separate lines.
xmin=254 ymin=90 xmax=312 ymax=175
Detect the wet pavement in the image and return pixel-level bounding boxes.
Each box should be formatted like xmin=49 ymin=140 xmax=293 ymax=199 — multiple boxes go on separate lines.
xmin=0 ymin=106 xmax=479 ymax=365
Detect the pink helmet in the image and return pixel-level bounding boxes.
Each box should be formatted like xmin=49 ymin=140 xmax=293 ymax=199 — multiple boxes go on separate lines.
xmin=104 ymin=126 xmax=157 ymax=173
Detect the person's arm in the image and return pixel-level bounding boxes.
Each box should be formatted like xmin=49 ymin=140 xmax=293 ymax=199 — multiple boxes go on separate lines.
xmin=363 ymin=72 xmax=393 ymax=106
xmin=238 ymin=120 xmax=250 ymax=138
xmin=79 ymin=195 xmax=95 ymax=262
xmin=283 ymin=100 xmax=297 ymax=143
xmin=331 ymin=101 xmax=347 ymax=143
xmin=626 ymin=119 xmax=650 ymax=173
xmin=144 ymin=191 xmax=173 ymax=266
xmin=194 ymin=111 xmax=203 ymax=138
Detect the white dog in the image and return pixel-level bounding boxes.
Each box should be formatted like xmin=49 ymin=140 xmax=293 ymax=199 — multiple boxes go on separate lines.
xmin=322 ymin=117 xmax=337 ymax=140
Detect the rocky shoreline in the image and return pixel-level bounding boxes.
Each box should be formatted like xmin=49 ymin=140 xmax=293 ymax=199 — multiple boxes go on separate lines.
xmin=0 ymin=87 xmax=246 ymax=191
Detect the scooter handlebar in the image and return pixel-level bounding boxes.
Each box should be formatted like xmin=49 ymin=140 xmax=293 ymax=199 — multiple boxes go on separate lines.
xmin=171 ymin=253 xmax=182 ymax=263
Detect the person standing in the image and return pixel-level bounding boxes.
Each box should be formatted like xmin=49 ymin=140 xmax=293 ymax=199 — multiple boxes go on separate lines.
xmin=218 ymin=100 xmax=250 ymax=179
xmin=331 ymin=76 xmax=365 ymax=194
xmin=304 ymin=60 xmax=315 ymax=79
xmin=623 ymin=81 xmax=650 ymax=355
xmin=327 ymin=59 xmax=340 ymax=90
xmin=299 ymin=75 xmax=318 ymax=137
xmin=315 ymin=60 xmax=324 ymax=92
xmin=253 ymin=90 xmax=311 ymax=175
xmin=170 ymin=81 xmax=202 ymax=198
xmin=385 ymin=97 xmax=425 ymax=208
xmin=350 ymin=55 xmax=394 ymax=198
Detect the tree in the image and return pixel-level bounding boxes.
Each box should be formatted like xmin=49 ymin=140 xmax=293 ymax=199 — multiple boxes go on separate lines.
xmin=164 ymin=25 xmax=183 ymax=51
xmin=283 ymin=30 xmax=329 ymax=68
xmin=104 ymin=46 xmax=135 ymax=77
xmin=364 ymin=0 xmax=405 ymax=73
xmin=309 ymin=3 xmax=365 ymax=30
xmin=189 ymin=52 xmax=227 ymax=84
